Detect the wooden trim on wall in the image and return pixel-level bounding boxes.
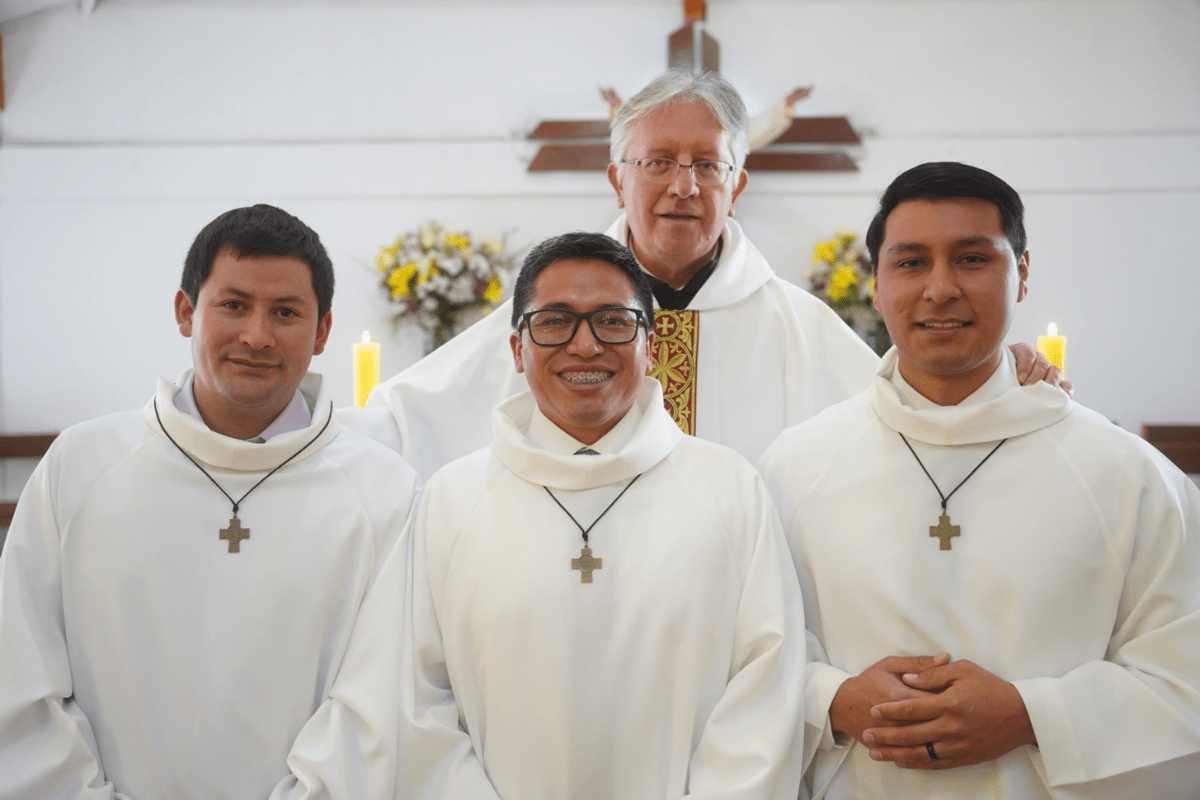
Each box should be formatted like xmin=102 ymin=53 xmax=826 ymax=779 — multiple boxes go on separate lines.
xmin=528 ymin=144 xmax=612 ymax=172
xmin=0 ymin=434 xmax=58 ymax=459
xmin=743 ymin=151 xmax=858 ymax=172
xmin=1142 ymin=425 xmax=1200 ymax=473
xmin=1 ymin=433 xmax=58 ymax=529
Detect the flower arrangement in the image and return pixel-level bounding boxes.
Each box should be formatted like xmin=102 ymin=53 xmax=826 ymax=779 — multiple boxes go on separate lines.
xmin=377 ymin=221 xmax=516 ymax=350
xmin=808 ymin=230 xmax=892 ymax=356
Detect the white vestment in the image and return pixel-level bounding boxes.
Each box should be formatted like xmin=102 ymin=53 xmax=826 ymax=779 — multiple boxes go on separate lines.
xmin=347 ymin=215 xmax=878 ymax=479
xmin=757 ymin=350 xmax=1200 ymax=799
xmin=0 ymin=371 xmax=419 ymax=800
xmin=401 ymin=378 xmax=806 ymax=800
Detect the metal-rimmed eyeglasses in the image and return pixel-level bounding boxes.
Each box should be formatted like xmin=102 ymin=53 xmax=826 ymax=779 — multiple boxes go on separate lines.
xmin=517 ymin=307 xmax=646 ymax=347
xmin=619 ymin=157 xmax=735 ymax=186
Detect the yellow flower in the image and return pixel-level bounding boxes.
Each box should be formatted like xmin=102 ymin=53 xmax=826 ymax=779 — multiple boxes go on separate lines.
xmin=867 ymin=276 xmax=876 ymax=300
xmin=376 ymin=242 xmax=401 ymax=273
xmin=387 ymin=263 xmax=417 ymax=297
xmin=827 ymin=265 xmax=858 ymax=303
xmin=836 ymin=230 xmax=857 ymax=248
xmin=480 ymin=237 xmax=502 ymax=256
xmin=812 ymin=240 xmax=838 ymax=266
xmin=482 ymin=274 xmax=502 ymax=304
xmin=443 ymin=233 xmax=470 ymax=252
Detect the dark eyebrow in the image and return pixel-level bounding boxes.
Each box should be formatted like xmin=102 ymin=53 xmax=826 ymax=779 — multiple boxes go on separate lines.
xmin=217 ymin=287 xmax=306 ymax=304
xmin=885 ymin=241 xmax=928 ymax=257
xmin=534 ymin=302 xmax=630 ymax=311
xmin=886 ymin=235 xmax=1000 ymax=257
xmin=954 ymin=235 xmax=1000 ymax=249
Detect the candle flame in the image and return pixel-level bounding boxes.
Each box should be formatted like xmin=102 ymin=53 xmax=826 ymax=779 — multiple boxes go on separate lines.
xmin=1047 ymin=322 xmax=1058 ymax=337
xmin=362 ymin=331 xmax=371 ymax=344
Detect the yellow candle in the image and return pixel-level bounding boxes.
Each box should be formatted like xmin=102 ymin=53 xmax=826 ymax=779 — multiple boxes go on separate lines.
xmin=353 ymin=331 xmax=380 ymax=408
xmin=1036 ymin=322 xmax=1066 ymax=379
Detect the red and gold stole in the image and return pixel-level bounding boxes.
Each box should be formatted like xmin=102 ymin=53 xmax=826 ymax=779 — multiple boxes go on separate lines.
xmin=650 ymin=310 xmax=699 ymax=435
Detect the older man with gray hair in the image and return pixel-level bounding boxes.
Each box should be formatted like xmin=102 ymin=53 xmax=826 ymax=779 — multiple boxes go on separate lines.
xmin=352 ymin=70 xmax=1051 ymax=479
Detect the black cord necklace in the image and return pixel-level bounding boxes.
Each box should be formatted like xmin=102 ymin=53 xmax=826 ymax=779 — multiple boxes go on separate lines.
xmin=544 ymin=474 xmax=641 ymax=583
xmin=898 ymin=432 xmax=1007 ymax=551
xmin=153 ymin=397 xmax=332 ymax=553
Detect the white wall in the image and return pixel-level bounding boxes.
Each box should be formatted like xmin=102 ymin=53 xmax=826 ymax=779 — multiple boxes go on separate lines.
xmin=1 ymin=0 xmax=1197 ymax=449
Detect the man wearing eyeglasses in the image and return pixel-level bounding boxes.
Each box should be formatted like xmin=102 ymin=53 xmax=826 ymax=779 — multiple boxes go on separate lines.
xmin=351 ymin=69 xmax=880 ymax=480
xmin=354 ymin=69 xmax=1058 ymax=481
xmin=399 ymin=231 xmax=806 ymax=800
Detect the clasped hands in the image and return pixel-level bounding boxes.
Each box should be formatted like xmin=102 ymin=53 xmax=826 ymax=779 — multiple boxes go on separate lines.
xmin=828 ymin=654 xmax=1037 ymax=771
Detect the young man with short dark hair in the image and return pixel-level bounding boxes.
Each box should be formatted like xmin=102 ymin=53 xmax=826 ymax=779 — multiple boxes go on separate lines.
xmin=759 ymin=162 xmax=1200 ymax=798
xmin=401 ymin=231 xmax=806 ymax=800
xmin=0 ymin=204 xmax=418 ymax=800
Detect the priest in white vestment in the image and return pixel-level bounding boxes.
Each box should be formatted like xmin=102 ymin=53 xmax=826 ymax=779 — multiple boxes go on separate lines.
xmin=758 ymin=163 xmax=1200 ymax=799
xmin=347 ymin=69 xmax=879 ymax=479
xmin=349 ymin=70 xmax=1058 ymax=481
xmin=0 ymin=206 xmax=418 ymax=800
xmin=400 ymin=232 xmax=806 ymax=799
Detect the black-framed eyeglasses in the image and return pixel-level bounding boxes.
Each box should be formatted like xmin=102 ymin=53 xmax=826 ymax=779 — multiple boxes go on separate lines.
xmin=619 ymin=157 xmax=735 ymax=186
xmin=517 ymin=307 xmax=646 ymax=347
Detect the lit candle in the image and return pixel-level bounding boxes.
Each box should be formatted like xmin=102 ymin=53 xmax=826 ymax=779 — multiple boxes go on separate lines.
xmin=353 ymin=331 xmax=380 ymax=408
xmin=1036 ymin=322 xmax=1066 ymax=379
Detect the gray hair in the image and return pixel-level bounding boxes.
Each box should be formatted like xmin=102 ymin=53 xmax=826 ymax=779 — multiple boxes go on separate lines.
xmin=609 ymin=69 xmax=750 ymax=173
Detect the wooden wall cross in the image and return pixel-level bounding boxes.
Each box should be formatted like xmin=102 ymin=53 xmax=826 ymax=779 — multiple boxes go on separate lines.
xmin=669 ymin=0 xmax=718 ymax=74
xmin=527 ymin=0 xmax=861 ymax=173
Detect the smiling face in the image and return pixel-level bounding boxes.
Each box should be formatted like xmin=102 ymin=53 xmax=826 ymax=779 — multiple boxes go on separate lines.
xmin=606 ymin=100 xmax=748 ymax=288
xmin=175 ymin=248 xmax=332 ymax=439
xmin=873 ymin=197 xmax=1029 ymax=405
xmin=510 ymin=258 xmax=654 ymax=444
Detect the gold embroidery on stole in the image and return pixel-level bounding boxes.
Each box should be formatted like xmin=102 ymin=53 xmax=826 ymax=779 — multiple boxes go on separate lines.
xmin=650 ymin=310 xmax=699 ymax=435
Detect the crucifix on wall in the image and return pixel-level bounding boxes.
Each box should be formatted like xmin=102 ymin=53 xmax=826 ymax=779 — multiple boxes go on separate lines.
xmin=527 ymin=0 xmax=861 ymax=173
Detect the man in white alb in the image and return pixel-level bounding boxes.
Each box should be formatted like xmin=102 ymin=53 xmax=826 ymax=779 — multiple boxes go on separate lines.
xmin=400 ymin=231 xmax=805 ymax=799
xmin=352 ymin=69 xmax=1059 ymax=481
xmin=0 ymin=205 xmax=419 ymax=799
xmin=351 ymin=69 xmax=880 ymax=479
xmin=758 ymin=162 xmax=1200 ymax=799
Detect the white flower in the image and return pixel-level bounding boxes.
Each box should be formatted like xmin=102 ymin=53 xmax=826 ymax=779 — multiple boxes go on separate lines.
xmin=447 ymin=279 xmax=476 ymax=303
xmin=419 ymin=226 xmax=438 ymax=250
xmin=468 ymin=254 xmax=491 ymax=277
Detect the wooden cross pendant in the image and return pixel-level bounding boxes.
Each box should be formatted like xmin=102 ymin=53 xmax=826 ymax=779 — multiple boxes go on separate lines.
xmin=929 ymin=512 xmax=960 ymax=551
xmin=571 ymin=546 xmax=602 ymax=583
xmin=220 ymin=515 xmax=251 ymax=554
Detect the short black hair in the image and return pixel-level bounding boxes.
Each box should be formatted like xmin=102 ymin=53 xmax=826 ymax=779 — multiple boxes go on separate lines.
xmin=510 ymin=231 xmax=654 ymax=328
xmin=865 ymin=162 xmax=1026 ymax=268
xmin=181 ymin=204 xmax=335 ymax=318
